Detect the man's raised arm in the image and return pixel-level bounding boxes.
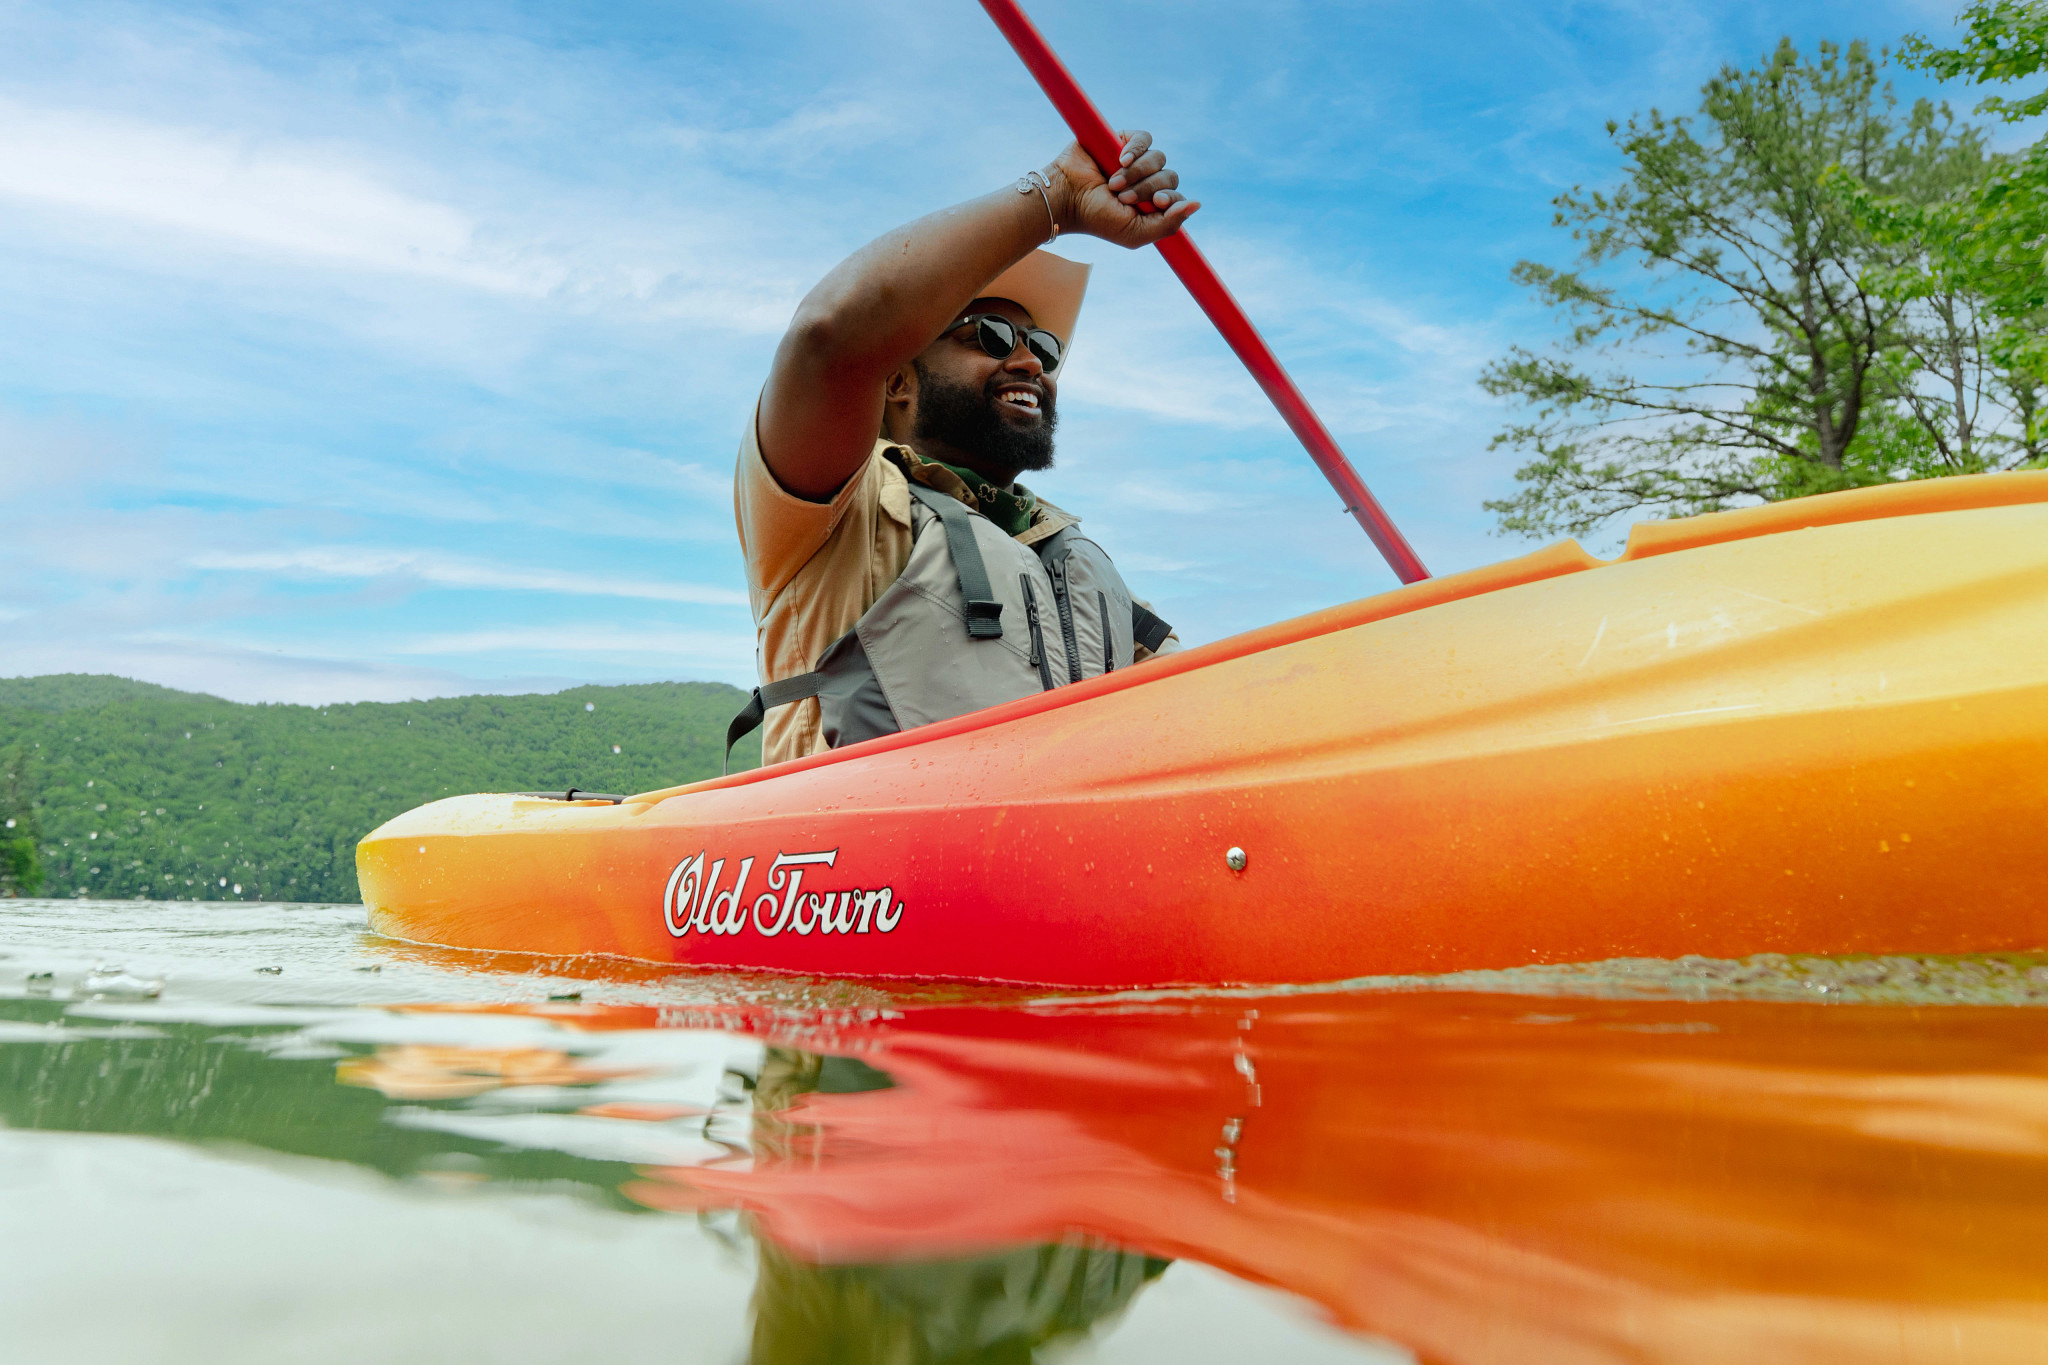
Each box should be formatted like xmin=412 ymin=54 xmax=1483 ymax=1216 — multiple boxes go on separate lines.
xmin=757 ymin=132 xmax=1199 ymax=501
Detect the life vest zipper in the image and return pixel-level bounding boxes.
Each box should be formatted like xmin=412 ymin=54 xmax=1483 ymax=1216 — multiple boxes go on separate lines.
xmin=1018 ymin=574 xmax=1057 ymax=691
xmin=1098 ymin=591 xmax=1113 ymax=672
xmin=1050 ymin=557 xmax=1083 ymax=684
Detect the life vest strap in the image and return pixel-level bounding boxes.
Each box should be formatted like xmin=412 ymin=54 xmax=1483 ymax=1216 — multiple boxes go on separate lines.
xmin=1131 ymin=602 xmax=1173 ymax=654
xmin=906 ymin=483 xmax=1005 ymax=639
xmin=724 ymin=672 xmax=827 ymax=774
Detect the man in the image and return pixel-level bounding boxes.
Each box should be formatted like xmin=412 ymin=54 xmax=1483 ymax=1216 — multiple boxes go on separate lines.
xmin=731 ymin=131 xmax=1199 ymax=769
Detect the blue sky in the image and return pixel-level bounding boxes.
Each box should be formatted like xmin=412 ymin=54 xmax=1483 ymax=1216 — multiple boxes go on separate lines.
xmin=0 ymin=0 xmax=1984 ymax=702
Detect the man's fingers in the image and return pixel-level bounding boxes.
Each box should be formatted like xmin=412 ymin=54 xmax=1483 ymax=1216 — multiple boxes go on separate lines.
xmin=1079 ymin=131 xmax=1195 ymax=240
xmin=1108 ymin=149 xmax=1167 ymax=193
xmin=1158 ymin=198 xmax=1200 ymax=232
xmin=1108 ymin=156 xmax=1164 ymax=191
xmin=1118 ymin=167 xmax=1180 ymax=206
xmin=1123 ymin=197 xmax=1199 ymax=245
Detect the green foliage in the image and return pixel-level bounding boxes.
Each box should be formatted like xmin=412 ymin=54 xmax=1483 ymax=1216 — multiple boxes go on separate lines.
xmin=1 ymin=745 xmax=41 ymax=896
xmin=1483 ymin=39 xmax=2039 ymax=541
xmin=1874 ymin=2 xmax=2048 ymax=381
xmin=0 ymin=675 xmax=204 ymax=712
xmin=0 ymin=675 xmax=761 ymax=904
xmin=1908 ymin=0 xmax=2048 ymax=103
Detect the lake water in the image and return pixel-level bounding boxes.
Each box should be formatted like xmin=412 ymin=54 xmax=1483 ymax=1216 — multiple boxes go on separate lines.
xmin=4 ymin=898 xmax=2048 ymax=1363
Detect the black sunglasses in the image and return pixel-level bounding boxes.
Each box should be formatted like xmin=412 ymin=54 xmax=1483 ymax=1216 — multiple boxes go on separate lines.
xmin=946 ymin=313 xmax=1064 ymax=371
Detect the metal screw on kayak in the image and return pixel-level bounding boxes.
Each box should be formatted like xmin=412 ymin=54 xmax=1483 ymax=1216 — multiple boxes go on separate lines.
xmin=1226 ymin=847 xmax=1247 ymax=872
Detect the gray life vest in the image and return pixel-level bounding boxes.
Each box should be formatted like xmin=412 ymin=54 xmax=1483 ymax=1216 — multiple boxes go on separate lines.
xmin=726 ymin=481 xmax=1171 ymax=769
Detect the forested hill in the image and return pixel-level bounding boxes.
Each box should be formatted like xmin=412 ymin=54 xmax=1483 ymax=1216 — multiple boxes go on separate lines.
xmin=0 ymin=675 xmax=762 ymax=904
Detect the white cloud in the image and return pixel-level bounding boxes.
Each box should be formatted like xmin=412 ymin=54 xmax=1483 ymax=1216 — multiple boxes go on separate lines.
xmin=1107 ymin=479 xmax=1232 ymax=516
xmin=0 ymin=638 xmax=581 ymax=706
xmin=662 ymin=97 xmax=899 ymax=166
xmin=0 ymin=412 xmax=156 ymax=496
xmin=393 ymin=626 xmax=754 ymax=667
xmin=0 ymin=99 xmax=558 ymax=293
xmin=1060 ymin=344 xmax=1278 ymax=431
xmin=1110 ymin=551 xmax=1201 ymax=574
xmin=1045 ymin=219 xmax=1501 ymax=450
xmin=0 ymin=98 xmax=820 ymax=341
xmin=190 ymin=547 xmax=749 ymax=607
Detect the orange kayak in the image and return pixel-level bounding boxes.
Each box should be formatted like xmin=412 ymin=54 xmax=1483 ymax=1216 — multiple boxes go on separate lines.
xmin=358 ymin=473 xmax=2048 ymax=986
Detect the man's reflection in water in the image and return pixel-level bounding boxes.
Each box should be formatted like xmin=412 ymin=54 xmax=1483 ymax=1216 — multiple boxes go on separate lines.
xmin=742 ymin=1046 xmax=1170 ymax=1365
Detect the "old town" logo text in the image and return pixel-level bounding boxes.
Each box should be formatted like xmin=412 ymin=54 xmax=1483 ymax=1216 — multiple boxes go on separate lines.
xmin=662 ymin=848 xmax=904 ymax=939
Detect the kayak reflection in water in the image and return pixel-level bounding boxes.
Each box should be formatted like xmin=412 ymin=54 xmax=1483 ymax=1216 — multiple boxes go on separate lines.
xmin=740 ymin=1046 xmax=1170 ymax=1365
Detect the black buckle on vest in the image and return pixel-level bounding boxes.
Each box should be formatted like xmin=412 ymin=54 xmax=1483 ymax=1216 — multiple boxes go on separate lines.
xmin=964 ymin=598 xmax=1004 ymax=639
xmin=907 ymin=482 xmax=1005 ymax=642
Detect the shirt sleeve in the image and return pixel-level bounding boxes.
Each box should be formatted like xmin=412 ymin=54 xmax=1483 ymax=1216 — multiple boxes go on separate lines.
xmin=734 ymin=396 xmax=880 ymax=613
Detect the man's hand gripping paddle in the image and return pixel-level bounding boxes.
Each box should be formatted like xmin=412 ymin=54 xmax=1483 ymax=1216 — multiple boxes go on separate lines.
xmin=977 ymin=0 xmax=1431 ymax=584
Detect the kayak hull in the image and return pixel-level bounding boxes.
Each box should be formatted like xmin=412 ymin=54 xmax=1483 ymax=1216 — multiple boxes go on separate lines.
xmin=359 ymin=475 xmax=2048 ymax=986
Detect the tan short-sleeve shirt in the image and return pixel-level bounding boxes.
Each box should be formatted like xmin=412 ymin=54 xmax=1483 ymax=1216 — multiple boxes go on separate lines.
xmin=734 ymin=408 xmax=915 ymax=767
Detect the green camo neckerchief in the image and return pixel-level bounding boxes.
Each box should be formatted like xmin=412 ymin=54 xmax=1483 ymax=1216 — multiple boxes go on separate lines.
xmin=895 ymin=449 xmax=1039 ymax=537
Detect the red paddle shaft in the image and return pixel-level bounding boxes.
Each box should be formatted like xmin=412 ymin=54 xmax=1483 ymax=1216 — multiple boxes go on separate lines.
xmin=976 ymin=0 xmax=1430 ymax=583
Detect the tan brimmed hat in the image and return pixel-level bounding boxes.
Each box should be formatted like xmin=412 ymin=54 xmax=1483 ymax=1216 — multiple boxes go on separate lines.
xmin=973 ymin=250 xmax=1090 ymax=367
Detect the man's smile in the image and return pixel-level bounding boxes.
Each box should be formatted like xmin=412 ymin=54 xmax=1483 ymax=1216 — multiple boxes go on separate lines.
xmin=993 ymin=382 xmax=1043 ymax=415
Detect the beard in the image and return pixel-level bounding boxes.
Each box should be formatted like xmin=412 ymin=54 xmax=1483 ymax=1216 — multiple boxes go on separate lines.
xmin=911 ymin=359 xmax=1057 ymax=475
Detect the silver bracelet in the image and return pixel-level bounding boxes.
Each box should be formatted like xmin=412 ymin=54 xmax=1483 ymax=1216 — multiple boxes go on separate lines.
xmin=1015 ymin=170 xmax=1058 ymax=240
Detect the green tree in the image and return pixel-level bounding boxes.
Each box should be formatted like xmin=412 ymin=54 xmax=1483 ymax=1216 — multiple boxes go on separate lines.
xmin=1855 ymin=2 xmax=2048 ymax=385
xmin=0 ymin=745 xmax=42 ymax=897
xmin=0 ymin=676 xmax=760 ymax=904
xmin=1482 ymin=40 xmax=2008 ymax=540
